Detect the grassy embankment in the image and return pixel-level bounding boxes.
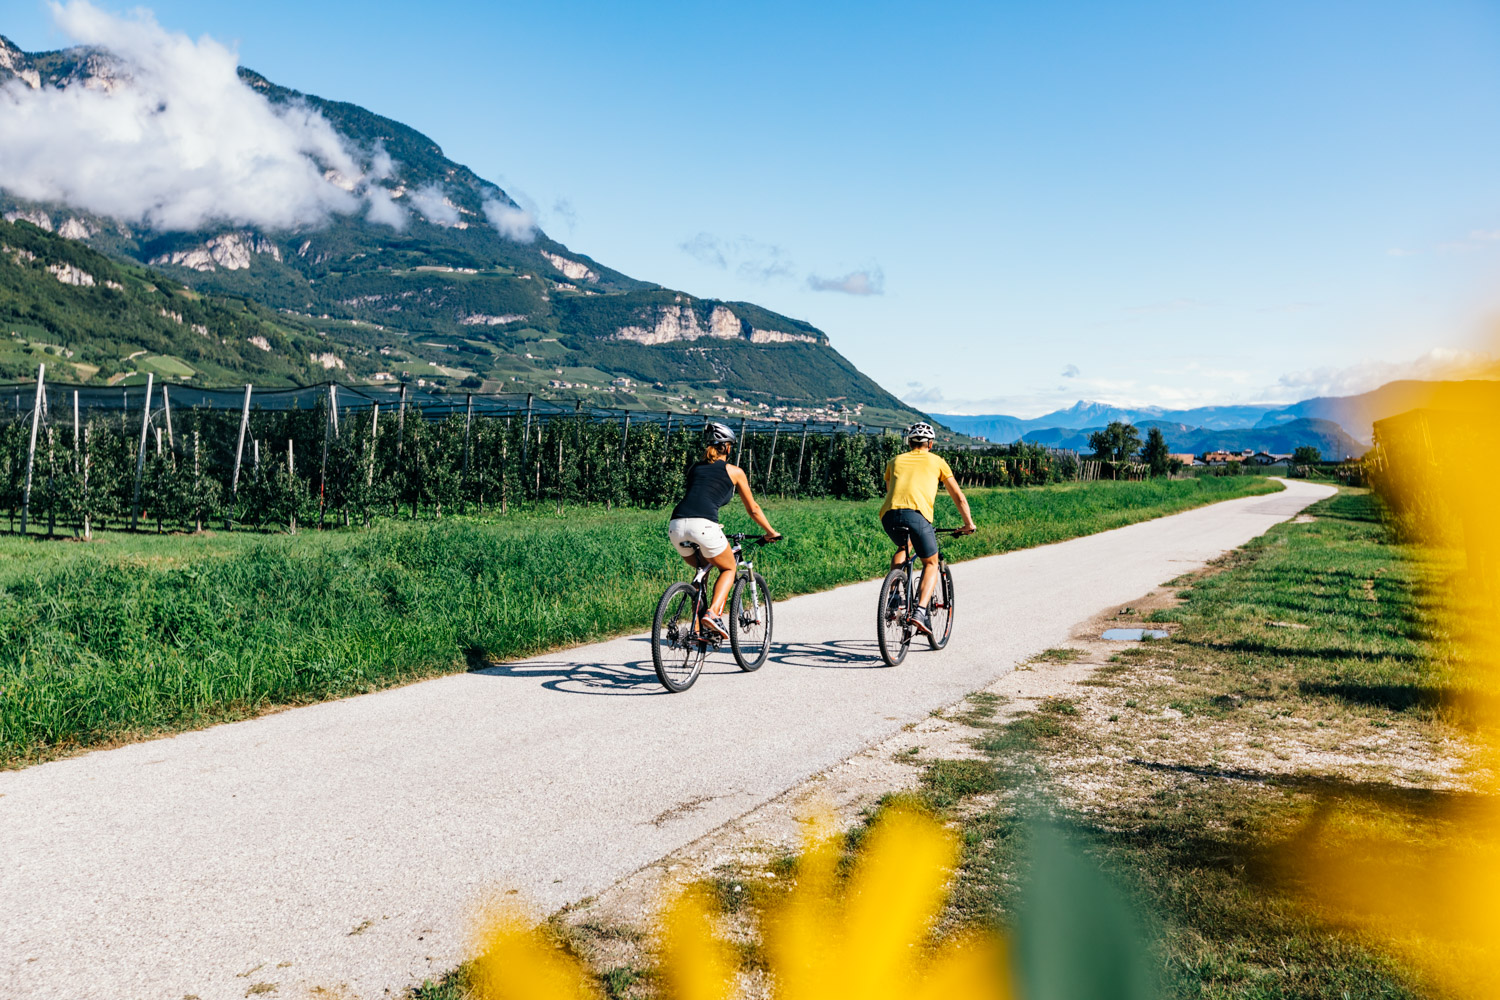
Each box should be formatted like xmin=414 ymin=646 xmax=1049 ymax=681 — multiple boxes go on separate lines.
xmin=0 ymin=476 xmax=1279 ymax=768
xmin=865 ymin=490 xmax=1458 ymax=998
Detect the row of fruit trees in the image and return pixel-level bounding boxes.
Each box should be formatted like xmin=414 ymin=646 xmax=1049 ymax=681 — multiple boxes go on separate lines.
xmin=0 ymin=374 xmax=1074 ymax=536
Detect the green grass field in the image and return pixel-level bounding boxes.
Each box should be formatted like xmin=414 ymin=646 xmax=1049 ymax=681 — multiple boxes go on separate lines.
xmin=0 ymin=476 xmax=1279 ymax=768
xmin=921 ymin=490 xmax=1453 ymax=997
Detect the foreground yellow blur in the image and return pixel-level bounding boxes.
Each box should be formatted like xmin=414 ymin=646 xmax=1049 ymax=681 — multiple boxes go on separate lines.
xmin=470 ymin=805 xmax=1011 ymax=1000
xmin=1299 ymin=405 xmax=1500 ymax=995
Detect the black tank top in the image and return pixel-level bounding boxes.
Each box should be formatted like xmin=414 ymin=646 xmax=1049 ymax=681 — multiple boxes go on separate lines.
xmin=670 ymin=460 xmax=735 ymax=521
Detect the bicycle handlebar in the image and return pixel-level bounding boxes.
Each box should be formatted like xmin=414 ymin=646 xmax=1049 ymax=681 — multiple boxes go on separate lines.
xmin=729 ymin=533 xmax=783 ymax=546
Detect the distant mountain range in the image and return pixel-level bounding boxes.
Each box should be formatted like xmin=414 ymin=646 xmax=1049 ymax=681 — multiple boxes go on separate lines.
xmin=935 ymin=378 xmax=1500 ymax=458
xmin=1016 ymin=418 xmax=1364 ymax=460
xmin=0 ymin=34 xmax=919 ymax=426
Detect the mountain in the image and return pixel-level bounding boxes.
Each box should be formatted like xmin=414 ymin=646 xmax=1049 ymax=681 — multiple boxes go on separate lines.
xmin=1253 ymin=379 xmax=1500 ymax=443
xmin=1017 ymin=418 xmax=1364 ymax=459
xmin=934 ymin=400 xmax=1283 ymax=439
xmin=934 ymin=377 xmax=1500 ymax=453
xmin=1 ymin=217 xmax=347 ymax=384
xmin=0 ymin=35 xmax=918 ymax=426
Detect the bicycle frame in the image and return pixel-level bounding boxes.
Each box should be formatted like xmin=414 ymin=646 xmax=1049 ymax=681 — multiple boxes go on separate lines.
xmin=889 ymin=529 xmax=952 ymax=617
xmin=685 ymin=536 xmax=763 ymax=641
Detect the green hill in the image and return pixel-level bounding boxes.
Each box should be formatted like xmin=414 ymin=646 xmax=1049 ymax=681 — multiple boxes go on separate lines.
xmin=0 ymin=218 xmax=355 ymax=385
xmin=0 ymin=36 xmax=917 ymax=425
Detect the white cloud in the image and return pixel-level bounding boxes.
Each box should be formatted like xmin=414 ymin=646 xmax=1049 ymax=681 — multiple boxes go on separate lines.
xmin=808 ymin=267 xmax=884 ymax=296
xmin=482 ymin=196 xmax=536 ymax=242
xmin=681 ymin=232 xmax=728 ymax=269
xmin=1061 ymin=364 xmax=1080 ymax=378
xmin=408 ymin=183 xmax=461 ymax=226
xmin=680 ymin=233 xmax=795 ymax=282
xmin=0 ymin=1 xmax=406 ymax=232
xmin=364 ymin=186 xmax=408 ymax=230
xmin=901 ymin=385 xmax=945 ymax=404
xmin=550 ymin=198 xmax=577 ymax=234
xmin=1271 ymin=347 xmax=1500 ymax=399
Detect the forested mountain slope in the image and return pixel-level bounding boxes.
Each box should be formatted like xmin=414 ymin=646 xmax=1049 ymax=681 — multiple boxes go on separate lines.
xmin=0 ymin=35 xmax=915 ymax=424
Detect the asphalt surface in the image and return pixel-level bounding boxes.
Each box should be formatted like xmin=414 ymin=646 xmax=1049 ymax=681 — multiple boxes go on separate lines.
xmin=0 ymin=479 xmax=1335 ymax=999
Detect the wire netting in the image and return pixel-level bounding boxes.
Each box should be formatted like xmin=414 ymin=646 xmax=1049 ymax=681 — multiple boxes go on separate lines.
xmin=0 ymin=375 xmax=1079 ymax=535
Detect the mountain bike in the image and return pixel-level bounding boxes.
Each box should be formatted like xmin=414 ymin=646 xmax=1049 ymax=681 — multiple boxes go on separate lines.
xmin=876 ymin=527 xmax=964 ymax=667
xmin=651 ymin=533 xmax=779 ymax=692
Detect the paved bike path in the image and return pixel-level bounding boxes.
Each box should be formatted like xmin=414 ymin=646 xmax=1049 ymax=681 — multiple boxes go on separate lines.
xmin=0 ymin=480 xmax=1335 ymax=999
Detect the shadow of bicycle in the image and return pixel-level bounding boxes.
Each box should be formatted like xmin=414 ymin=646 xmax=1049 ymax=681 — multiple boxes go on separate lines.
xmin=469 ymin=638 xmax=748 ymax=696
xmin=765 ymin=638 xmax=892 ymax=669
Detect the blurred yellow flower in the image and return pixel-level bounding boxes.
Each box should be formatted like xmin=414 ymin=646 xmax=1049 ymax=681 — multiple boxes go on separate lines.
xmin=1299 ymin=403 xmax=1500 ymax=996
xmin=471 ymin=906 xmax=602 ymax=1000
xmin=470 ymin=804 xmax=1012 ymax=1000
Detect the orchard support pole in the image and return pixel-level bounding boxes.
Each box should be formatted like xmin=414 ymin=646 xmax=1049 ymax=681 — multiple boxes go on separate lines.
xmin=735 ymin=417 xmax=747 ymax=464
xmin=19 ymin=363 xmax=44 ymax=536
xmin=71 ymin=390 xmax=79 ymax=472
xmin=396 ymin=383 xmax=408 ymax=458
xmin=795 ymin=420 xmax=809 ymax=492
xmin=161 ymin=384 xmax=175 ymax=453
xmin=522 ymin=392 xmax=534 ymax=467
xmin=319 ymin=383 xmax=336 ymax=526
xmin=620 ymin=410 xmax=631 ymax=460
xmin=766 ymin=422 xmax=780 ymax=490
xmin=231 ymin=383 xmax=252 ymax=495
xmin=463 ymin=393 xmax=473 ymax=477
xmin=366 ymin=403 xmax=380 ymax=487
xmin=129 ymin=373 xmax=154 ymax=532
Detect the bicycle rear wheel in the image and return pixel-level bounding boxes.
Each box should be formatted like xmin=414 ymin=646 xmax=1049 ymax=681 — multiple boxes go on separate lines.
xmin=652 ymin=582 xmax=706 ymax=692
xmin=876 ymin=568 xmax=912 ymax=667
xmin=729 ymin=572 xmax=773 ymax=671
xmin=927 ymin=563 xmax=954 ymax=650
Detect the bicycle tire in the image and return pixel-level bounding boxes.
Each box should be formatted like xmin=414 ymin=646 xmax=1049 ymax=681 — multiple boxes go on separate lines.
xmin=927 ymin=563 xmax=954 ymax=650
xmin=729 ymin=572 xmax=773 ymax=671
xmin=876 ymin=568 xmax=912 ymax=667
xmin=652 ymin=581 xmax=706 ymax=692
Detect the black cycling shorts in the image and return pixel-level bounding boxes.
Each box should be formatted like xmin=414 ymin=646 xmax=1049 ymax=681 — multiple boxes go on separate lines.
xmin=881 ymin=508 xmax=939 ymax=560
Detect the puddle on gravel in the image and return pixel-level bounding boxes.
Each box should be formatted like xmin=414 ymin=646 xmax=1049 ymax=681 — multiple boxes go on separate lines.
xmin=1101 ymin=628 xmax=1169 ymax=640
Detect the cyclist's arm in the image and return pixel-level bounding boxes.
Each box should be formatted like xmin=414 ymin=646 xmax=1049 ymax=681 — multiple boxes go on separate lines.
xmin=941 ymin=474 xmax=977 ymax=533
xmin=728 ymin=465 xmax=779 ymax=538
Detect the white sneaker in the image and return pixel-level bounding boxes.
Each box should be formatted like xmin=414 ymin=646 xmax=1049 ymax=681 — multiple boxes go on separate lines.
xmin=701 ymin=614 xmax=731 ymax=640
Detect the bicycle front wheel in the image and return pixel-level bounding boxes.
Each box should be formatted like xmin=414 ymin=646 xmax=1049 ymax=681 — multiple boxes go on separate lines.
xmin=927 ymin=563 xmax=954 ymax=650
xmin=876 ymin=568 xmax=912 ymax=667
xmin=730 ymin=572 xmax=773 ymax=671
xmin=652 ymin=582 xmax=706 ymax=692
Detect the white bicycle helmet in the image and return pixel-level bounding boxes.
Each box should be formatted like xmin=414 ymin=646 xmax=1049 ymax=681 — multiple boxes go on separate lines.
xmin=905 ymin=421 xmax=936 ymax=444
xmin=704 ymin=421 xmax=737 ymax=445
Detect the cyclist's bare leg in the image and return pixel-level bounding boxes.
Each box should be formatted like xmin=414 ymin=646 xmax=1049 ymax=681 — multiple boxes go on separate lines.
xmin=915 ymin=552 xmax=941 ymax=607
xmin=890 ymin=546 xmax=908 ymax=570
xmin=706 ymin=547 xmax=737 ymax=616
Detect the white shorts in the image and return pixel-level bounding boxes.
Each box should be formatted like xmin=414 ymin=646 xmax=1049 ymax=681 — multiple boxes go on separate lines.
xmin=668 ymin=517 xmax=729 ymax=559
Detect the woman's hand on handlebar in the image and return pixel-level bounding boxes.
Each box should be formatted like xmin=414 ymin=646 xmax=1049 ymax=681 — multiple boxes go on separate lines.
xmin=761 ymin=532 xmax=784 ymax=544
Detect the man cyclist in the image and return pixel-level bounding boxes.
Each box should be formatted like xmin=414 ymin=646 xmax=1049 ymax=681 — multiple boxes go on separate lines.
xmin=879 ymin=421 xmax=976 ymax=636
xmin=667 ymin=422 xmax=781 ymax=640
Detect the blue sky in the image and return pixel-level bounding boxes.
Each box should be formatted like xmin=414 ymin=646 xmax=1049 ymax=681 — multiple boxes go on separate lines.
xmin=6 ymin=0 xmax=1500 ymax=416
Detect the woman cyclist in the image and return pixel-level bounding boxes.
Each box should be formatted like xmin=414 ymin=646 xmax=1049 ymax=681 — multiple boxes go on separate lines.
xmin=668 ymin=422 xmax=781 ymax=639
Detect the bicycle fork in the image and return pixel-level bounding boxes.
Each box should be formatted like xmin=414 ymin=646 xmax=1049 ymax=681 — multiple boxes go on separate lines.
xmin=742 ymin=560 xmax=762 ymax=625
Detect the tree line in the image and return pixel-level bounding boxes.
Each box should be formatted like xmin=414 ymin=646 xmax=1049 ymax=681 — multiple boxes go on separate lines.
xmin=0 ymin=395 xmax=1078 ymax=537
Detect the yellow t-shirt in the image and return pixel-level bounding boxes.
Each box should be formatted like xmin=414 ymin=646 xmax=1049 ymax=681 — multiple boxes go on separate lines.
xmin=879 ymin=449 xmax=955 ymax=523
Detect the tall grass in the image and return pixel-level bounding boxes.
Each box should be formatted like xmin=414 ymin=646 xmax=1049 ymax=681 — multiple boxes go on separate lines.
xmin=0 ymin=476 xmax=1280 ymax=767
